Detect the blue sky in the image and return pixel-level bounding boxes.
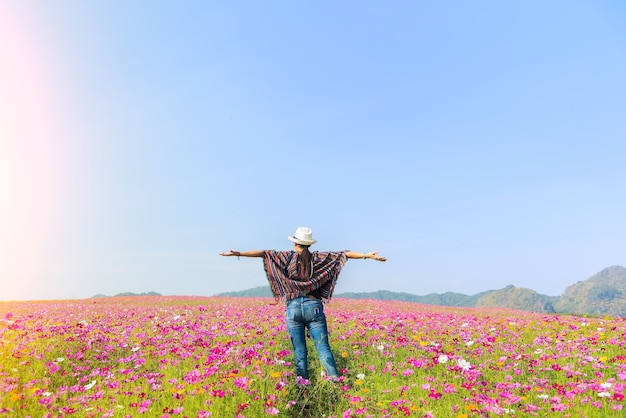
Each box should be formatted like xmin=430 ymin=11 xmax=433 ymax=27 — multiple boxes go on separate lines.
xmin=2 ymin=1 xmax=625 ymax=301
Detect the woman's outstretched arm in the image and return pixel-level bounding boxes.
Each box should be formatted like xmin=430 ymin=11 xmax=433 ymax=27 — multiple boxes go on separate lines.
xmin=344 ymin=251 xmax=387 ymax=262
xmin=220 ymin=250 xmax=264 ymax=257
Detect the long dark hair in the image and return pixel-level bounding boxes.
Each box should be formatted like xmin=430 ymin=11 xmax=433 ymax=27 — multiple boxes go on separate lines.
xmin=297 ymin=244 xmax=312 ymax=279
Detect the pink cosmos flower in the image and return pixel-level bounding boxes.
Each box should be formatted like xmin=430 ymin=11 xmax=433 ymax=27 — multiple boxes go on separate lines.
xmin=183 ymin=369 xmax=201 ymax=384
xmin=443 ymin=383 xmax=457 ymax=394
xmin=234 ymin=377 xmax=250 ymax=389
xmin=524 ymin=404 xmax=541 ymax=412
xmin=236 ymin=403 xmax=250 ymax=414
xmin=138 ymin=400 xmax=152 ymax=413
xmin=46 ymin=362 xmax=60 ymax=373
xmin=69 ymin=385 xmax=82 ymax=393
xmin=428 ymin=390 xmax=442 ymax=399
xmin=551 ymin=403 xmax=566 ymax=412
xmin=295 ymin=376 xmax=310 ymax=386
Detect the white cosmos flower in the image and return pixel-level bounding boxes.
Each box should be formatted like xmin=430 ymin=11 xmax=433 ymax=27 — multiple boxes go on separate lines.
xmin=356 ymin=373 xmax=365 ymax=380
xmin=598 ymin=391 xmax=611 ymax=398
xmin=457 ymin=358 xmax=471 ymax=371
xmin=56 ymin=357 xmax=65 ymax=363
xmin=437 ymin=354 xmax=449 ymax=363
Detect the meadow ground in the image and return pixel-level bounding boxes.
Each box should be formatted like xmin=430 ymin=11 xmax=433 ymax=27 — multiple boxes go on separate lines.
xmin=0 ymin=296 xmax=624 ymax=417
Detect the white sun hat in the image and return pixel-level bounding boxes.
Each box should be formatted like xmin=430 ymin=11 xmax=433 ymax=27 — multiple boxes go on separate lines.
xmin=288 ymin=227 xmax=317 ymax=246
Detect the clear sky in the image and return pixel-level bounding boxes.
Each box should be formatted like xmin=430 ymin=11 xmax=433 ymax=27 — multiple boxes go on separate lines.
xmin=2 ymin=1 xmax=625 ymax=301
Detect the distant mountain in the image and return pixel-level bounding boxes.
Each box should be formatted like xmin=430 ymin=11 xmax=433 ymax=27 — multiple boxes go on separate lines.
xmin=336 ymin=290 xmax=491 ymax=307
xmin=92 ymin=291 xmax=162 ymax=298
xmin=217 ymin=286 xmax=273 ymax=298
xmin=217 ymin=266 xmax=626 ymax=316
xmin=337 ymin=290 xmax=428 ymax=303
xmin=475 ymin=285 xmax=558 ymax=313
xmin=555 ymin=266 xmax=626 ymax=316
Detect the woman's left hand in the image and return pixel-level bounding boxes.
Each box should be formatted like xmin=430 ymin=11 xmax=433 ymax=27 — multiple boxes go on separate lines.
xmin=365 ymin=252 xmax=387 ymax=262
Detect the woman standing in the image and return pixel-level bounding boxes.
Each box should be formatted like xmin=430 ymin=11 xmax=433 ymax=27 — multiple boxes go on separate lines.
xmin=220 ymin=227 xmax=386 ymax=380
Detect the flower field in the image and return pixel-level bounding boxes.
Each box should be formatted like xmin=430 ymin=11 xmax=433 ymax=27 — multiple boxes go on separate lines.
xmin=1 ymin=296 xmax=624 ymax=417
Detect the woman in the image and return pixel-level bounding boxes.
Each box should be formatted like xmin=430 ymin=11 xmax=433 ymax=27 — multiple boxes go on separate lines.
xmin=220 ymin=226 xmax=386 ymax=380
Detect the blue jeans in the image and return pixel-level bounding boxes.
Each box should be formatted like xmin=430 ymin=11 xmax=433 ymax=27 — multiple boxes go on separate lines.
xmin=285 ymin=296 xmax=339 ymax=379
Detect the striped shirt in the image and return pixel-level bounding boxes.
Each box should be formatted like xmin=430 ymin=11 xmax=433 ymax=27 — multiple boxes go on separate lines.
xmin=263 ymin=250 xmax=348 ymax=302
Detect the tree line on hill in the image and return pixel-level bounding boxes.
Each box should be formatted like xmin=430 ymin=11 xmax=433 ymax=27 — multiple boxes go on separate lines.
xmin=217 ymin=265 xmax=626 ymax=316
